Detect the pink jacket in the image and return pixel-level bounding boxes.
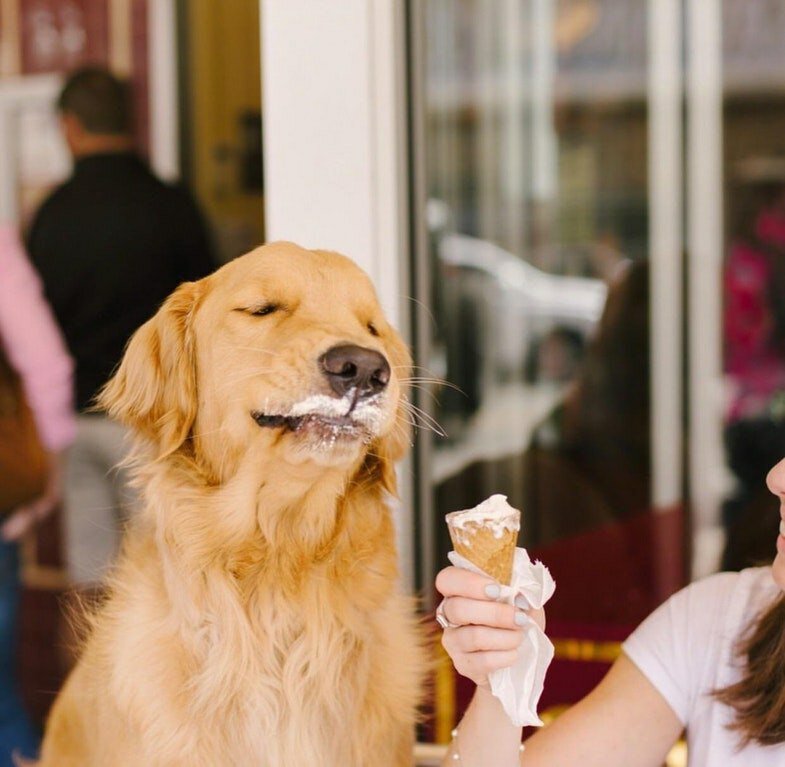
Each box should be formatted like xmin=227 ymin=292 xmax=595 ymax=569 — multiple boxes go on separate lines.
xmin=0 ymin=224 xmax=76 ymax=451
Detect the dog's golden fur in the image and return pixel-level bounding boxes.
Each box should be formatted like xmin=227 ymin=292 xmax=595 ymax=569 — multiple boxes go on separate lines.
xmin=36 ymin=243 xmax=427 ymax=766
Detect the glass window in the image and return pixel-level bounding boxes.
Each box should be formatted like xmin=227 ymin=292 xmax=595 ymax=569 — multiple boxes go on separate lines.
xmin=411 ymin=0 xmax=673 ymax=725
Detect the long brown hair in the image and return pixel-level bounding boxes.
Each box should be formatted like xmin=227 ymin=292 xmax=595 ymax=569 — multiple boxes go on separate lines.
xmin=714 ymin=593 xmax=785 ymax=746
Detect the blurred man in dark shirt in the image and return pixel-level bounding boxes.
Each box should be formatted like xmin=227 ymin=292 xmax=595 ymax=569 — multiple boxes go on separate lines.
xmin=28 ymin=66 xmax=215 ymax=586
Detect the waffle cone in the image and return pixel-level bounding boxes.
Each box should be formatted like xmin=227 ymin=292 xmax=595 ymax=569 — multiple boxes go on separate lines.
xmin=448 ymin=520 xmax=518 ymax=585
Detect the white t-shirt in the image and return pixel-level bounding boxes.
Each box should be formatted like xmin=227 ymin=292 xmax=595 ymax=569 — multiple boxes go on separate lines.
xmin=623 ymin=567 xmax=785 ymax=766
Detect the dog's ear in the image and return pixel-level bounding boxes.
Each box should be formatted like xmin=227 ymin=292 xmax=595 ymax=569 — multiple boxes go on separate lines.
xmin=97 ymin=280 xmax=202 ymax=458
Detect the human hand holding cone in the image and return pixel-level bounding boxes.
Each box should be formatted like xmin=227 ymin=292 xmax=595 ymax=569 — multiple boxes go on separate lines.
xmin=445 ymin=495 xmax=555 ymax=728
xmin=446 ymin=494 xmax=520 ymax=584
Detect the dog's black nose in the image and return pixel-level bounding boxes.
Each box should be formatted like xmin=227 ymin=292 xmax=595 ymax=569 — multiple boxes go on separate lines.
xmin=320 ymin=344 xmax=390 ymax=399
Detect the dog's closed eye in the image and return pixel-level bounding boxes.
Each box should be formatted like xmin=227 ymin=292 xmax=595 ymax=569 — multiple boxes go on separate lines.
xmin=235 ymin=303 xmax=281 ymax=317
xmin=252 ymin=304 xmax=280 ymax=317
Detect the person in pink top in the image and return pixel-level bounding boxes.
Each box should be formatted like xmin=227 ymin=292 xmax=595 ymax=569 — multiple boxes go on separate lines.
xmin=0 ymin=223 xmax=76 ymax=764
xmin=0 ymin=224 xmax=76 ymax=537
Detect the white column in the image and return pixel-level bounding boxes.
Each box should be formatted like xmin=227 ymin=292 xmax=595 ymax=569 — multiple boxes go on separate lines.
xmin=475 ymin=2 xmax=498 ymax=245
xmin=261 ymin=0 xmax=413 ymax=586
xmin=261 ymin=0 xmax=409 ymax=324
xmin=148 ymin=0 xmax=179 ymax=181
xmin=530 ymin=0 xmax=556 ymax=204
xmin=500 ymin=0 xmax=527 ymax=256
xmin=647 ymin=0 xmax=682 ymax=512
xmin=687 ymin=0 xmax=725 ymax=578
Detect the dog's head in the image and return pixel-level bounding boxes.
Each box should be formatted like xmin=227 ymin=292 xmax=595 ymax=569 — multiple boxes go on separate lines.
xmin=99 ymin=242 xmax=411 ymax=491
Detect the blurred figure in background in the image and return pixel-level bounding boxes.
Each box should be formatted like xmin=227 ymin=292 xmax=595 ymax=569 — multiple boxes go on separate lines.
xmin=523 ymin=260 xmax=651 ymax=545
xmin=27 ymin=66 xmax=215 ymax=588
xmin=722 ymin=159 xmax=785 ymax=569
xmin=0 ymin=224 xmax=76 ymax=765
xmin=519 ymin=260 xmax=659 ymax=624
xmin=529 ymin=326 xmax=586 ymax=385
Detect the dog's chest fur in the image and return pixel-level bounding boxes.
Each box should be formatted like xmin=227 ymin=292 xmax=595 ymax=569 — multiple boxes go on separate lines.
xmin=105 ymin=517 xmax=424 ymax=767
xmin=222 ymin=585 xmax=420 ymax=765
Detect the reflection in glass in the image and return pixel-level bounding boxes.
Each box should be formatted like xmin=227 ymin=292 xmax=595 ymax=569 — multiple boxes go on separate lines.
xmin=422 ymin=0 xmax=659 ymax=610
xmin=417 ymin=0 xmax=667 ymax=724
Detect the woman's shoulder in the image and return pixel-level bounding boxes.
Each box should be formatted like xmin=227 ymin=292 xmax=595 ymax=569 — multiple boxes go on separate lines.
xmin=672 ymin=566 xmax=777 ymax=628
xmin=685 ymin=566 xmax=774 ymax=599
xmin=622 ymin=568 xmax=777 ymax=721
xmin=627 ymin=567 xmax=775 ymax=646
xmin=621 ymin=569 xmax=770 ymax=725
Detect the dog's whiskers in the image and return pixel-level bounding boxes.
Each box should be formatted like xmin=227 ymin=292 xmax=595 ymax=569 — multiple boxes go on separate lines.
xmin=401 ymin=384 xmax=441 ymax=407
xmin=392 ymin=365 xmax=440 ymax=376
xmin=397 ymin=372 xmax=466 ymax=400
xmin=393 ymin=407 xmax=436 ymax=438
xmin=399 ymin=400 xmax=447 ymax=438
xmin=401 ymin=376 xmax=463 ymax=392
xmin=396 ymin=414 xmax=437 ymax=442
xmin=404 ymin=294 xmax=438 ymax=327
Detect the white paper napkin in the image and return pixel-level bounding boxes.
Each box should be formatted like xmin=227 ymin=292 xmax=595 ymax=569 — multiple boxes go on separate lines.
xmin=447 ymin=547 xmax=556 ymax=727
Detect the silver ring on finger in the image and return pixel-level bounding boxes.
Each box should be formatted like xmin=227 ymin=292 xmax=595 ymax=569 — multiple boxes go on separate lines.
xmin=435 ymin=598 xmax=460 ymax=630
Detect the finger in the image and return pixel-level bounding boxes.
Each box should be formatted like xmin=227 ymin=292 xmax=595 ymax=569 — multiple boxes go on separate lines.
xmin=529 ymin=606 xmax=546 ymax=632
xmin=435 ymin=566 xmax=501 ymax=601
xmin=443 ymin=625 xmax=524 ymax=654
xmin=442 ymin=596 xmax=525 ymax=630
xmin=458 ymin=648 xmax=520 ymax=680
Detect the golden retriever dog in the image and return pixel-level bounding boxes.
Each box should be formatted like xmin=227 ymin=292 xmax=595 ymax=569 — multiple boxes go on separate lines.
xmin=36 ymin=242 xmax=427 ymax=766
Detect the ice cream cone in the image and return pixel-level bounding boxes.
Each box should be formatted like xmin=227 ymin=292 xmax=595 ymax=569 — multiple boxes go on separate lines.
xmin=446 ymin=495 xmax=520 ymax=585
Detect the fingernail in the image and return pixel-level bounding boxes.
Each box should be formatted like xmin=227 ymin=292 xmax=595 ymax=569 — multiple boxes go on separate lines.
xmin=515 ymin=610 xmax=530 ymax=627
xmin=484 ymin=583 xmax=501 ymax=598
xmin=514 ymin=594 xmax=530 ymax=609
